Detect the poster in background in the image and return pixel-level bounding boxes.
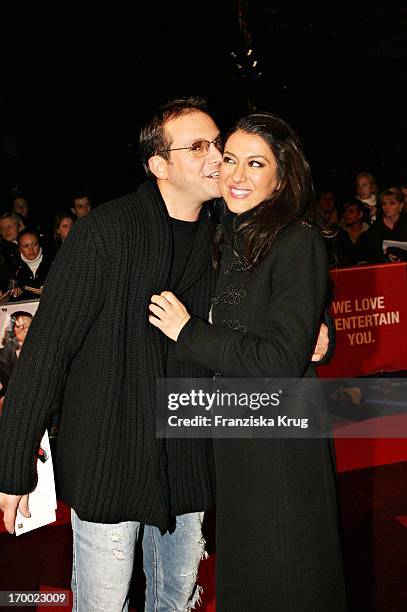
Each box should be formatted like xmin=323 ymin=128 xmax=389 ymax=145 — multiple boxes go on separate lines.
xmin=0 ymin=300 xmax=40 ymax=406
xmin=319 ymin=263 xmax=407 ymax=378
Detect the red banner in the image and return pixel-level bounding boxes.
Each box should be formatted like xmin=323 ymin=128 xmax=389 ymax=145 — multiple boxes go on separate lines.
xmin=319 ymin=263 xmax=407 ymax=377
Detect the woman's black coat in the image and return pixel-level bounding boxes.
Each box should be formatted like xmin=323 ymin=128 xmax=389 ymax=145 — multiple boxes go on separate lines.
xmin=177 ymin=215 xmax=348 ymax=612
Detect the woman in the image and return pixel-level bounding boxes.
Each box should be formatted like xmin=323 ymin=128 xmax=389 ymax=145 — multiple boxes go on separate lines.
xmin=11 ymin=195 xmax=30 ymax=221
xmin=358 ymin=187 xmax=407 ymax=263
xmin=13 ymin=229 xmax=53 ymax=299
xmin=54 ymin=212 xmax=75 ymax=250
xmin=149 ymin=112 xmax=347 ymax=611
xmin=355 ymin=171 xmax=378 ymax=223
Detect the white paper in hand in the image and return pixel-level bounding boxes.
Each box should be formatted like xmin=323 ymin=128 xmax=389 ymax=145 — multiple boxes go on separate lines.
xmin=15 ymin=430 xmax=57 ymax=535
xmin=382 ymin=239 xmax=407 ymax=253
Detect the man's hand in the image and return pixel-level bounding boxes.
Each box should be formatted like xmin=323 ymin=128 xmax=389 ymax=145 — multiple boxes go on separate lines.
xmin=0 ymin=493 xmax=30 ymax=534
xmin=149 ymin=291 xmax=191 ymax=341
xmin=311 ymin=322 xmax=329 ymax=362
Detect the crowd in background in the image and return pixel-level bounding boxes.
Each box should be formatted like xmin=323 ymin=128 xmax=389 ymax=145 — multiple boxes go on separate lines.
xmin=0 ymin=192 xmax=91 ymax=301
xmin=0 ymin=172 xmax=406 ymax=304
xmin=318 ymin=173 xmax=407 ymax=266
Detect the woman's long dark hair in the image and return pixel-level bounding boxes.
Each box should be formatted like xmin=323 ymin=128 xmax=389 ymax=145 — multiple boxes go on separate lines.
xmin=214 ymin=112 xmax=318 ymax=270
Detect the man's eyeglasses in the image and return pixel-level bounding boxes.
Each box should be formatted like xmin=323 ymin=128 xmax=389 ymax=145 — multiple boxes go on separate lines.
xmin=159 ymin=138 xmax=223 ymax=158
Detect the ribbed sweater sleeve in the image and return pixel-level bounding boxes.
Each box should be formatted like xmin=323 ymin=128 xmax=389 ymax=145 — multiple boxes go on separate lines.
xmin=176 ymin=226 xmax=328 ymax=379
xmin=0 ymin=217 xmax=105 ymax=494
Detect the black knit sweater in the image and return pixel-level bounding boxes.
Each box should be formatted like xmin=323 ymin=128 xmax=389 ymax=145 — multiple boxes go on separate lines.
xmin=0 ymin=181 xmax=217 ymax=532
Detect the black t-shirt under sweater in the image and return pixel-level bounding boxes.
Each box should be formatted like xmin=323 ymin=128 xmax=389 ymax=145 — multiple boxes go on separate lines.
xmin=169 ymin=217 xmax=199 ymax=287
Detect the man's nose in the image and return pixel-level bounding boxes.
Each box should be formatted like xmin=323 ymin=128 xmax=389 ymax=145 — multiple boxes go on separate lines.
xmin=208 ymin=142 xmax=222 ymax=164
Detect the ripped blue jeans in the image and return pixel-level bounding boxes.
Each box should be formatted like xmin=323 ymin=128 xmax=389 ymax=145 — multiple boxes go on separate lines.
xmin=71 ymin=510 xmax=205 ymax=612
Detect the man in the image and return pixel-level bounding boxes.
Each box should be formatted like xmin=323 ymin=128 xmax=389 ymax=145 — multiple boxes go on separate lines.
xmin=340 ymin=200 xmax=369 ymax=241
xmin=70 ymin=191 xmax=92 ymax=218
xmin=0 ymin=97 xmax=329 ymax=611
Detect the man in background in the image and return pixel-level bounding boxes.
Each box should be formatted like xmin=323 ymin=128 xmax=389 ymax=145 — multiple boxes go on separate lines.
xmin=70 ymin=191 xmax=92 ymax=218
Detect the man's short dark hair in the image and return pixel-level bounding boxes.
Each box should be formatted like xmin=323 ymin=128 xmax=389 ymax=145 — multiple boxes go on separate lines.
xmin=139 ymin=96 xmax=209 ymax=178
xmin=70 ymin=190 xmax=90 ymax=203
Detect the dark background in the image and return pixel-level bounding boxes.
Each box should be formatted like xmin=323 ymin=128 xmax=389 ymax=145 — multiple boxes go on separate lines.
xmin=1 ymin=2 xmax=406 ymax=213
